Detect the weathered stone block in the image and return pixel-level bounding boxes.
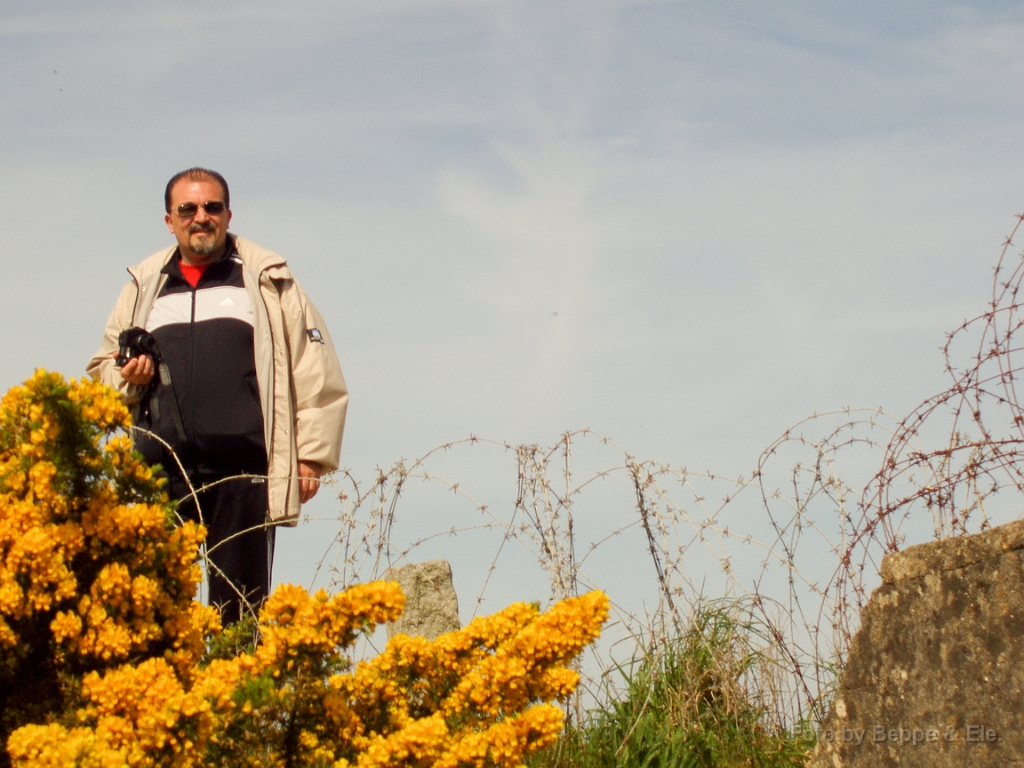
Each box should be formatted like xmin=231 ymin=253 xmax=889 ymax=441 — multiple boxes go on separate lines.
xmin=810 ymin=519 xmax=1024 ymax=767
xmin=383 ymin=559 xmax=461 ymax=640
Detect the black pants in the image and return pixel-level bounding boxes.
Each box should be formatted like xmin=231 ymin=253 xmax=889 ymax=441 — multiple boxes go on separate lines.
xmin=168 ymin=472 xmax=275 ymax=625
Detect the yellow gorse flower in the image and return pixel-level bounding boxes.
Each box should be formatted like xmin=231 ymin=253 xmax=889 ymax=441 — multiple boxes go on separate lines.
xmin=0 ymin=372 xmax=609 ymax=767
xmin=0 ymin=371 xmax=211 ymax=749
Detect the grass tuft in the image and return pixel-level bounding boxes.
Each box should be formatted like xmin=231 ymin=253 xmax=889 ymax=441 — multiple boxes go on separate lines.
xmin=535 ymin=603 xmax=816 ymax=768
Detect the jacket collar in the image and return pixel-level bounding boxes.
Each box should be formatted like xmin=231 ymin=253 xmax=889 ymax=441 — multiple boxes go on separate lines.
xmin=129 ymin=234 xmax=289 ymax=283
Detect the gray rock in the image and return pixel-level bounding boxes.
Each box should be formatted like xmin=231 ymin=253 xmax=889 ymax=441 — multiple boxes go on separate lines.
xmin=810 ymin=519 xmax=1024 ymax=767
xmin=383 ymin=559 xmax=461 ymax=640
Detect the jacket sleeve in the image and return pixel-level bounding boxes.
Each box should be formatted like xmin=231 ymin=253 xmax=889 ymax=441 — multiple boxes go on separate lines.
xmin=86 ymin=281 xmax=146 ymax=404
xmin=279 ymin=278 xmax=349 ymax=472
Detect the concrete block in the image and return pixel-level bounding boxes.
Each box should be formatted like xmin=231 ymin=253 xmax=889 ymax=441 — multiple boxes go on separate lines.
xmin=810 ymin=521 xmax=1024 ymax=767
xmin=383 ymin=559 xmax=461 ymax=641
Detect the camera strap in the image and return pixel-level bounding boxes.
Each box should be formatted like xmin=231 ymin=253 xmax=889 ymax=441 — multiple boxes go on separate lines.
xmin=158 ymin=363 xmax=188 ymax=445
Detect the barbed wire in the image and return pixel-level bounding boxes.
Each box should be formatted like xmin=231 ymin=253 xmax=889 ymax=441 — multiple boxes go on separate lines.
xmin=186 ymin=213 xmax=1024 ymax=732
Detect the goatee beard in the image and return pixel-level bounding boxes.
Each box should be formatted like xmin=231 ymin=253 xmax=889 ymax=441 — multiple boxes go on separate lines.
xmin=189 ymin=230 xmax=218 ymax=257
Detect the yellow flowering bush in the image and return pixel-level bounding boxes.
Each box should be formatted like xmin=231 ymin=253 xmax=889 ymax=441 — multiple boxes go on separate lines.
xmin=0 ymin=371 xmax=216 ymax=753
xmin=0 ymin=373 xmax=609 ymax=767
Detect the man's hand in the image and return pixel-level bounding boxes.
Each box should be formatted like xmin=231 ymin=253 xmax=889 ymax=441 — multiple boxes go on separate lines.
xmin=120 ymin=355 xmax=155 ymax=387
xmin=298 ymin=460 xmax=323 ymax=503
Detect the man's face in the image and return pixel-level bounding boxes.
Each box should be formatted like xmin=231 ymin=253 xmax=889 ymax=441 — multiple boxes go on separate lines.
xmin=164 ymin=178 xmax=232 ymax=264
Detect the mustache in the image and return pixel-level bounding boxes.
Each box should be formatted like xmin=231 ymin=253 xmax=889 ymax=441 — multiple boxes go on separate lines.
xmin=188 ymin=223 xmax=215 ymax=234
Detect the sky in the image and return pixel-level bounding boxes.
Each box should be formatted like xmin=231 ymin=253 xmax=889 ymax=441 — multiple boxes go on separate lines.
xmin=3 ymin=0 xmax=1024 ymax=630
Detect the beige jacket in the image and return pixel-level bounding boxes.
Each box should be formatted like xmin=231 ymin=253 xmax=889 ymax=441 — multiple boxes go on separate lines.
xmin=87 ymin=235 xmax=348 ymax=525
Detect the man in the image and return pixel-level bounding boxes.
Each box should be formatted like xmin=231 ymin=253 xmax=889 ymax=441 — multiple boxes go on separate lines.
xmin=88 ymin=168 xmax=348 ymax=624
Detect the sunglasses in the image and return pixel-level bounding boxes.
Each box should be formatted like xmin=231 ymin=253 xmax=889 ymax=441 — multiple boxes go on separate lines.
xmin=174 ymin=201 xmax=226 ymax=219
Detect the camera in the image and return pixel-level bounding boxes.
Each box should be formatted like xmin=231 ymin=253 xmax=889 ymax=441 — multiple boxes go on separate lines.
xmin=116 ymin=327 xmax=160 ymax=367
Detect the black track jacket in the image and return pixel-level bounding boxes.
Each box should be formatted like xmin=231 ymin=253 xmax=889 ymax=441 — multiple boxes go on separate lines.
xmin=134 ymin=247 xmax=266 ymax=477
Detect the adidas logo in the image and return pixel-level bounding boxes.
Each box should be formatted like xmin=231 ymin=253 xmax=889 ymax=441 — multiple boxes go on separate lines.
xmin=219 ymin=296 xmax=235 ymax=306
